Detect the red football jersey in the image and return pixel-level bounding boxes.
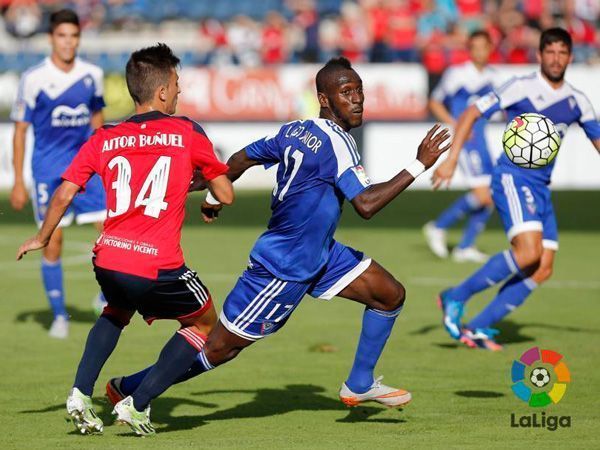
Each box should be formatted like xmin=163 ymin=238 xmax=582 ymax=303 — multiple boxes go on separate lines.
xmin=62 ymin=111 xmax=228 ymax=279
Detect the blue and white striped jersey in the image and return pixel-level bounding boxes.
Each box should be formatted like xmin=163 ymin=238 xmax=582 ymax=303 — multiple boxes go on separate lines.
xmin=11 ymin=57 xmax=105 ymax=177
xmin=431 ymin=61 xmax=497 ymax=151
xmin=245 ymin=118 xmax=371 ymax=281
xmin=476 ymin=71 xmax=600 ymax=184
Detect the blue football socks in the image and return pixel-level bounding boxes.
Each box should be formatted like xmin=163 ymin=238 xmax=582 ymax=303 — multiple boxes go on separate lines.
xmin=457 ymin=206 xmax=493 ymax=249
xmin=468 ymin=275 xmax=538 ymax=330
xmin=434 ymin=193 xmax=479 ymax=229
xmin=345 ymin=305 xmax=403 ymax=394
xmin=73 ymin=316 xmax=123 ymax=396
xmin=450 ymin=250 xmax=520 ymax=303
xmin=41 ymin=257 xmax=67 ymax=319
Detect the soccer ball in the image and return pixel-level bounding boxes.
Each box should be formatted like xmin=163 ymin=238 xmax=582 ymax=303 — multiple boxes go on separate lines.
xmin=530 ymin=367 xmax=551 ymax=387
xmin=502 ymin=113 xmax=561 ymax=169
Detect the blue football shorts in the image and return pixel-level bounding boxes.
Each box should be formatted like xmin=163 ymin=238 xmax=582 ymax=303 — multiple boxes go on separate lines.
xmin=220 ymin=240 xmax=372 ymax=341
xmin=491 ymin=171 xmax=558 ymax=251
xmin=457 ymin=141 xmax=494 ymax=188
xmin=32 ymin=174 xmax=106 ymax=227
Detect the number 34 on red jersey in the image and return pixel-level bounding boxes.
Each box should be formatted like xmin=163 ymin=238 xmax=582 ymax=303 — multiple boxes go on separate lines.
xmin=62 ymin=111 xmax=229 ymax=279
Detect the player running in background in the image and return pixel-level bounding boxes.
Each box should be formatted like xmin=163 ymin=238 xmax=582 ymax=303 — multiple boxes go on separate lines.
xmin=423 ymin=30 xmax=497 ymax=263
xmin=10 ymin=9 xmax=107 ymax=338
xmin=106 ymin=57 xmax=450 ymax=435
xmin=17 ymin=43 xmax=234 ymax=435
xmin=432 ymin=28 xmax=600 ymax=350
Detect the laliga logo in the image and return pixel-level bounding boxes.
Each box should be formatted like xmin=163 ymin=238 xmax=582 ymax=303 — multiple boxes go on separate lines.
xmin=510 ymin=347 xmax=572 ymax=431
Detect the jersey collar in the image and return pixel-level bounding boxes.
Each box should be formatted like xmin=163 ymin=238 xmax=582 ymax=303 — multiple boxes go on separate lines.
xmin=126 ymin=110 xmax=169 ymax=123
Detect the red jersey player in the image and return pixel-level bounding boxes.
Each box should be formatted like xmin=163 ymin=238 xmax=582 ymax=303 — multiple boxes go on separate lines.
xmin=17 ymin=43 xmax=233 ymax=436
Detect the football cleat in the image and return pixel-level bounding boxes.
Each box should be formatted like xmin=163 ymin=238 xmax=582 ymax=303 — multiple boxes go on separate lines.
xmin=463 ymin=327 xmax=503 ymax=351
xmin=66 ymin=387 xmax=103 ymax=434
xmin=49 ymin=315 xmax=69 ymax=339
xmin=106 ymin=377 xmax=126 ymax=406
xmin=339 ymin=376 xmax=411 ymax=408
xmin=422 ymin=221 xmax=449 ymax=258
xmin=451 ymin=246 xmax=489 ymax=263
xmin=112 ymin=396 xmax=155 ymax=437
xmin=438 ymin=289 xmax=465 ymax=340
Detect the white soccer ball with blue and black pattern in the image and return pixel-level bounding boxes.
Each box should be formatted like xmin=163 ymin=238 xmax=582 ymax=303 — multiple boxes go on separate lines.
xmin=530 ymin=367 xmax=551 ymax=388
xmin=502 ymin=113 xmax=561 ymax=169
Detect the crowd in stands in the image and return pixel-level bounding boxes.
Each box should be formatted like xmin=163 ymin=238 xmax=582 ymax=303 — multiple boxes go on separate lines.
xmin=1 ymin=0 xmax=599 ymax=74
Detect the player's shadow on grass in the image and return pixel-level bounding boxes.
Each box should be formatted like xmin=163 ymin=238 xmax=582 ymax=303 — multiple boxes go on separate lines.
xmin=413 ymin=319 xmax=596 ymax=347
xmin=15 ymin=306 xmax=97 ymax=330
xmin=151 ymin=384 xmax=405 ymax=433
xmin=454 ymin=390 xmax=504 ymax=399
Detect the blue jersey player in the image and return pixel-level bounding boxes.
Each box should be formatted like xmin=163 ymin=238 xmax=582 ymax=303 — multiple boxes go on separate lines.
xmin=106 ymin=57 xmax=450 ymax=414
xmin=424 ymin=31 xmax=497 ymax=263
xmin=432 ymin=28 xmax=600 ymax=350
xmin=10 ymin=10 xmax=107 ymax=339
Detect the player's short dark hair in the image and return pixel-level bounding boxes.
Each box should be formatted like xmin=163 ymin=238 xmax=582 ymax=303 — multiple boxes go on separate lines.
xmin=49 ymin=9 xmax=80 ymax=34
xmin=469 ymin=30 xmax=492 ymax=43
xmin=540 ymin=27 xmax=572 ymax=53
xmin=316 ymin=57 xmax=354 ymax=93
xmin=125 ymin=43 xmax=180 ymax=105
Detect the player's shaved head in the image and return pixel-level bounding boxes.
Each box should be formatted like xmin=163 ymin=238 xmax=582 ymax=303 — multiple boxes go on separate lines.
xmin=315 ymin=57 xmax=356 ymax=94
xmin=126 ymin=43 xmax=180 ymax=105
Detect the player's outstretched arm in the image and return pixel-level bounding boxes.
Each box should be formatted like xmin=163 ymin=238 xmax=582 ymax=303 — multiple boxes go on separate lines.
xmin=350 ymin=125 xmax=451 ymax=220
xmin=10 ymin=121 xmax=30 ymax=211
xmin=592 ymin=139 xmax=600 ymax=155
xmin=16 ymin=181 xmax=80 ymax=260
xmin=431 ymin=104 xmax=481 ymax=190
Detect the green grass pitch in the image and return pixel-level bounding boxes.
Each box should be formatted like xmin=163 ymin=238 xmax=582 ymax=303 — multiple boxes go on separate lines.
xmin=0 ymin=191 xmax=598 ymax=449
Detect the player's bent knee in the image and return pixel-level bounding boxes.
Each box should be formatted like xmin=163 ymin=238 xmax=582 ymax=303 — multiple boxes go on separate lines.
xmin=101 ymin=305 xmax=134 ymax=329
xmin=535 ymin=265 xmax=553 ymax=283
xmin=377 ymin=279 xmax=405 ymax=311
xmin=513 ymin=242 xmax=543 ymax=269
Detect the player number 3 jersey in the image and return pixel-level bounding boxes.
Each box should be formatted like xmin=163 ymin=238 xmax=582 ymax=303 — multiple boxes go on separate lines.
xmin=62 ymin=111 xmax=228 ymax=279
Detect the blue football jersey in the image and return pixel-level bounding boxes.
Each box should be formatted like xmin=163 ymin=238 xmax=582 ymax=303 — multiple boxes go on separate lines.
xmin=476 ymin=71 xmax=600 ymax=184
xmin=245 ymin=119 xmax=371 ymax=282
xmin=431 ymin=61 xmax=497 ymax=151
xmin=11 ymin=57 xmax=105 ymax=177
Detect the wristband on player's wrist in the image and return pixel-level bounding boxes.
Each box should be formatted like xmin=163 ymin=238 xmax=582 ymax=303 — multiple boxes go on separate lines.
xmin=405 ymin=159 xmax=426 ymax=178
xmin=205 ymin=191 xmax=221 ymax=205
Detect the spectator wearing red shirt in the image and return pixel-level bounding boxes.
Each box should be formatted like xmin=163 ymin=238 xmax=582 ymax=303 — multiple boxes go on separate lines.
xmin=261 ymin=11 xmax=288 ymax=64
xmin=385 ymin=0 xmax=418 ymax=62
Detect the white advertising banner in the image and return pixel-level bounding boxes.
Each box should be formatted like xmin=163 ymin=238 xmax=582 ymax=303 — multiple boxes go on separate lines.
xmin=0 ymin=121 xmax=598 ymax=190
xmin=363 ymin=123 xmax=600 ymax=189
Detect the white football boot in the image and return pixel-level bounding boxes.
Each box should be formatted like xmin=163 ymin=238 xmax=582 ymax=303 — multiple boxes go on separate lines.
xmin=48 ymin=315 xmax=69 ymax=339
xmin=113 ymin=396 xmax=155 ymax=437
xmin=66 ymin=387 xmax=104 ymax=434
xmin=339 ymin=376 xmax=411 ymax=408
xmin=422 ymin=221 xmax=449 ymax=258
xmin=451 ymin=246 xmax=489 ymax=263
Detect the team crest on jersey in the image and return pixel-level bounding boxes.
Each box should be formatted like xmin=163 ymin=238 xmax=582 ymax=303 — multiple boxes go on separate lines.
xmin=351 ymin=165 xmax=371 ymax=187
xmin=51 ymin=103 xmax=90 ymax=127
xmin=261 ymin=322 xmax=274 ymax=335
xmin=84 ymin=76 xmax=93 ymax=87
xmin=475 ymin=92 xmax=498 ymax=111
